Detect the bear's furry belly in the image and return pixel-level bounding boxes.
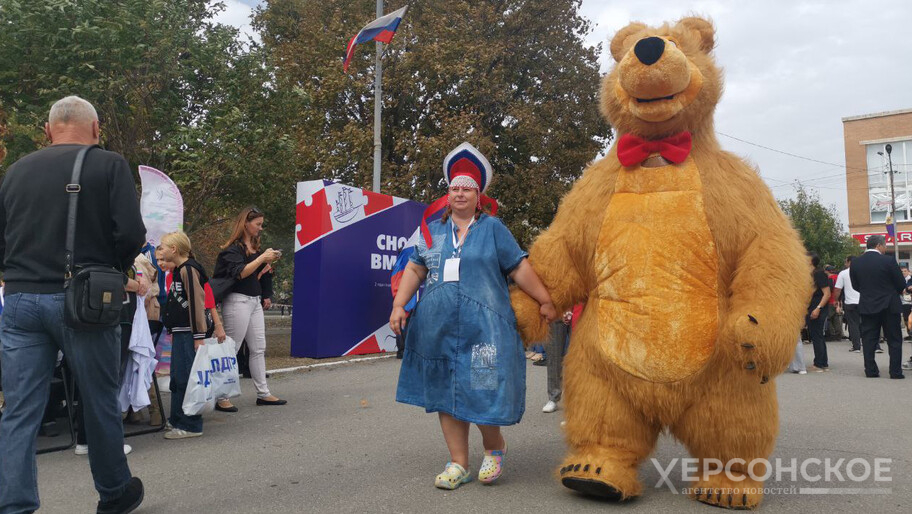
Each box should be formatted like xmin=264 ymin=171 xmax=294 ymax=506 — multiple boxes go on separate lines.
xmin=593 ymin=157 xmax=719 ymax=383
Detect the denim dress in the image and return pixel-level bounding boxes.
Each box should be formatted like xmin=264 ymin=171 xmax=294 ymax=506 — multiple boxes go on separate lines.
xmin=396 ymin=214 xmax=529 ymax=426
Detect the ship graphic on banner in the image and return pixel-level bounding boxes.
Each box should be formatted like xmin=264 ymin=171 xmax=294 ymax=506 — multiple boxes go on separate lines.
xmin=292 ymin=180 xmax=426 ymax=358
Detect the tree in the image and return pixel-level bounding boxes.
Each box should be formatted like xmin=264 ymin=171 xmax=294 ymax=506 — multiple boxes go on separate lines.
xmin=0 ymin=0 xmax=303 ymax=277
xmin=254 ymin=0 xmax=611 ymax=246
xmin=779 ymin=184 xmax=859 ymax=267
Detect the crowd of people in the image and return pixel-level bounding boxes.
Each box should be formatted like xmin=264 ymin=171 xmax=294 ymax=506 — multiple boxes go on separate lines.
xmin=801 ymin=235 xmax=912 ymax=377
xmin=0 ymin=96 xmax=286 ymax=513
xmin=2 ymin=95 xmax=909 ymax=513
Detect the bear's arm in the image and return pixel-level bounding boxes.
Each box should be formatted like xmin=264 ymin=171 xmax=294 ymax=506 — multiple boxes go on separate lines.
xmin=703 ymin=153 xmax=813 ymax=381
xmin=511 ymin=158 xmax=616 ymax=344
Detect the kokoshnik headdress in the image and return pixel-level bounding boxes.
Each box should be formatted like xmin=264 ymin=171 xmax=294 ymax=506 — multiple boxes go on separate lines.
xmin=420 ymin=142 xmax=498 ymax=247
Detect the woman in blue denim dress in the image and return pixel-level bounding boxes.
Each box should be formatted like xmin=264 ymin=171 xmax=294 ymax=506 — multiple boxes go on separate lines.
xmin=391 ymin=143 xmax=556 ymax=489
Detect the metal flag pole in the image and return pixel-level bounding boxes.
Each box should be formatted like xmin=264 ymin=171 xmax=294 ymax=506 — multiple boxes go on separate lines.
xmin=372 ymin=0 xmax=383 ymax=193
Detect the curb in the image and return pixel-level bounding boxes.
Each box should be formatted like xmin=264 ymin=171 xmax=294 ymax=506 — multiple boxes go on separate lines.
xmin=266 ymin=353 xmax=396 ymax=375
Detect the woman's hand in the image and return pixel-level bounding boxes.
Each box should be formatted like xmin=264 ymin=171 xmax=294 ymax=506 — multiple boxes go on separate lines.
xmin=261 ymin=249 xmax=281 ymax=264
xmin=194 ymin=339 xmax=204 ymax=351
xmin=213 ymin=324 xmax=227 ymax=343
xmin=262 ymin=298 xmax=272 ymax=310
xmin=390 ymin=306 xmax=409 ymax=336
xmin=540 ymin=302 xmax=558 ymax=324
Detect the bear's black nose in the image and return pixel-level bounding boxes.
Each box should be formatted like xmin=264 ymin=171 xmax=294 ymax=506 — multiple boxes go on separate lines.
xmin=634 ymin=37 xmax=665 ymax=65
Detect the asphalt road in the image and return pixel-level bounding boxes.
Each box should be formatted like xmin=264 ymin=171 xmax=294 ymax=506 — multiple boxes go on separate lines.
xmin=32 ymin=340 xmax=912 ymax=513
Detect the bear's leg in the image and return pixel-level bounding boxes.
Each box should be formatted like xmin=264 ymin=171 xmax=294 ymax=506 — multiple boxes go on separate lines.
xmin=670 ymin=377 xmax=779 ymax=510
xmin=559 ymin=349 xmax=661 ymax=500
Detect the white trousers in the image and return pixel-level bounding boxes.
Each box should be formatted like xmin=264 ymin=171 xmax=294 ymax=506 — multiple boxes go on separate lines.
xmin=222 ymin=293 xmax=270 ymax=398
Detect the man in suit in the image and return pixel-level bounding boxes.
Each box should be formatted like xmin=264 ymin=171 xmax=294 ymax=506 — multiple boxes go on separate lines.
xmin=849 ymin=235 xmax=906 ymax=379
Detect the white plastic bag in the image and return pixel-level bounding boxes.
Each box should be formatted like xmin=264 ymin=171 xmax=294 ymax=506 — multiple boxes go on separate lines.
xmin=208 ymin=336 xmax=241 ymax=400
xmin=182 ymin=342 xmax=215 ymax=416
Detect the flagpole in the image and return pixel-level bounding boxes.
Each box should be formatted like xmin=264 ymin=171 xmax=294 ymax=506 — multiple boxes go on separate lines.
xmin=372 ymin=0 xmax=383 ymax=193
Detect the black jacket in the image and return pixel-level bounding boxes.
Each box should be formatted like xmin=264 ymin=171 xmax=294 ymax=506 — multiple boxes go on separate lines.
xmin=850 ymin=250 xmax=906 ymax=315
xmin=213 ymin=243 xmax=273 ymax=300
xmin=0 ymin=144 xmax=146 ymax=294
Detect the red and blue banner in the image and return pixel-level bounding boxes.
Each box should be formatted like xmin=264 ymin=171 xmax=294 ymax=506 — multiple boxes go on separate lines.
xmin=343 ymin=6 xmax=408 ymax=72
xmin=292 ymin=180 xmax=426 ymax=358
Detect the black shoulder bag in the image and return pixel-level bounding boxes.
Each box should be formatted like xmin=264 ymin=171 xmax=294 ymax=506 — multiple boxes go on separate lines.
xmin=209 ymin=246 xmax=239 ymax=304
xmin=63 ymin=145 xmax=126 ymax=330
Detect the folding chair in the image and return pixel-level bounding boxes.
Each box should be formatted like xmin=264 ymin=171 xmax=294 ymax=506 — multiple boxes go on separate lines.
xmin=124 ymin=321 xmax=167 ymax=437
xmin=36 ymin=362 xmax=76 ymax=455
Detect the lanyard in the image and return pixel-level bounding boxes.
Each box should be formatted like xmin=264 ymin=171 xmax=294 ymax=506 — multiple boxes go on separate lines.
xmin=451 ymin=218 xmax=475 ymax=258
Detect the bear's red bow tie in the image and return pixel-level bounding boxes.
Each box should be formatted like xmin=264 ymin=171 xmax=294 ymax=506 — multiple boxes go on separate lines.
xmin=617 ymin=132 xmax=692 ymax=167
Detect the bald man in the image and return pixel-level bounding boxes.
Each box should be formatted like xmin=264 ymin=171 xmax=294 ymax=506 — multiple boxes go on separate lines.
xmin=0 ymin=96 xmax=146 ymax=513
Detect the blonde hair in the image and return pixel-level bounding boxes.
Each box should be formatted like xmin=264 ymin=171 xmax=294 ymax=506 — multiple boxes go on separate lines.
xmin=160 ymin=231 xmax=192 ymax=258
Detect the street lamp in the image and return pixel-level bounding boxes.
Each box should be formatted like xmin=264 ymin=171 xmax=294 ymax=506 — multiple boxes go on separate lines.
xmin=878 ymin=144 xmax=898 ymax=262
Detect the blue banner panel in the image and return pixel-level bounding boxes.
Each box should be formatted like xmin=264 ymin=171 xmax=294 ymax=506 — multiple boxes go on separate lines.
xmin=292 ymin=181 xmax=426 ymax=358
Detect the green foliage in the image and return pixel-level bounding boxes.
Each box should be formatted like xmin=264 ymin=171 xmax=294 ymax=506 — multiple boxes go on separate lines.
xmin=255 ymin=0 xmax=611 ymax=247
xmin=779 ymin=184 xmax=859 ymax=267
xmin=0 ymin=0 xmax=611 ymax=298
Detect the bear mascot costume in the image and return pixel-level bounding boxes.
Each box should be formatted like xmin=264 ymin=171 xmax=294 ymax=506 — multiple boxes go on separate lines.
xmin=511 ymin=17 xmax=811 ymax=509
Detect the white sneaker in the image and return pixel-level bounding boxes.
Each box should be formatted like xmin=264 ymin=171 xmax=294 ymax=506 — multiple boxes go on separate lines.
xmin=542 ymin=400 xmax=558 ymax=413
xmin=798 ymin=370 xmax=808 ymax=375
xmin=164 ymin=428 xmax=202 ymax=440
xmin=76 ymin=444 xmax=132 ymax=455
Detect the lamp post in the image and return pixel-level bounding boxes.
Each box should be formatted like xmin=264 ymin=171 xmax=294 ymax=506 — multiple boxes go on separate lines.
xmin=879 ymin=145 xmax=898 ymax=262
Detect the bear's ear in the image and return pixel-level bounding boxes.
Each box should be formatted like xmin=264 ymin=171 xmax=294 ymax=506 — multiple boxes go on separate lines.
xmin=610 ymin=22 xmax=647 ymax=62
xmin=676 ymin=17 xmax=715 ymax=53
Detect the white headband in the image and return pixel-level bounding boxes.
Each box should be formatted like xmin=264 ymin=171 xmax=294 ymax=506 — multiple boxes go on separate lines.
xmin=449 ymin=175 xmax=479 ymax=190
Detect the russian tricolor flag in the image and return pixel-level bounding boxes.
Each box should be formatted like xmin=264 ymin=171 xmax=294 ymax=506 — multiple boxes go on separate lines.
xmin=390 ymin=228 xmax=420 ymax=312
xmin=343 ymin=6 xmax=408 ymax=72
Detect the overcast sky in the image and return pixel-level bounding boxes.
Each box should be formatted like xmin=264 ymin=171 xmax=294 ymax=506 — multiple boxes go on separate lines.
xmin=217 ymin=0 xmax=912 ymax=227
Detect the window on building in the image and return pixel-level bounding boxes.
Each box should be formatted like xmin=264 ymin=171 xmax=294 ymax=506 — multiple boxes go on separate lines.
xmin=868 ymin=140 xmax=912 ymax=224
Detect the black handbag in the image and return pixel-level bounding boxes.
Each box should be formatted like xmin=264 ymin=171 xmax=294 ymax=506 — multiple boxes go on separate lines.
xmin=208 ymin=276 xmax=235 ymax=304
xmin=63 ymin=145 xmax=126 ymax=330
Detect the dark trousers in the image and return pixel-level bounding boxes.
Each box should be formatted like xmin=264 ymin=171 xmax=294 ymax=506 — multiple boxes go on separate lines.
xmin=0 ymin=293 xmax=132 ymax=510
xmin=169 ymin=331 xmax=203 ymax=433
xmin=806 ymin=305 xmax=829 ymax=368
xmin=546 ymin=322 xmax=570 ymax=402
xmin=860 ymin=309 xmax=904 ymax=377
xmin=843 ymin=304 xmax=862 ymax=351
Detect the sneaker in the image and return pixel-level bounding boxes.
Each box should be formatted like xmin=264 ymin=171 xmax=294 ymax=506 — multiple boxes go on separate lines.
xmin=902 ymin=360 xmax=912 ymax=371
xmin=478 ymin=443 xmax=506 ymax=484
xmin=163 ymin=428 xmax=202 ymax=440
xmin=809 ymin=366 xmax=827 ymax=373
xmin=798 ymin=370 xmax=808 ymax=375
xmin=875 ymin=348 xmax=885 ymax=354
xmin=850 ymin=349 xmax=861 ymax=353
xmin=434 ymin=462 xmax=472 ymax=490
xmin=75 ymin=444 xmax=132 ymax=456
xmin=542 ymin=401 xmax=558 ymax=413
xmin=96 ymin=477 xmax=144 ymax=514
xmin=532 ymin=358 xmax=547 ymax=367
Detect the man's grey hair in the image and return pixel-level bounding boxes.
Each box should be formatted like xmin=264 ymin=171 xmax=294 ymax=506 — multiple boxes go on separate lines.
xmin=48 ymin=96 xmax=98 ymax=125
xmin=867 ymin=234 xmax=886 ymax=249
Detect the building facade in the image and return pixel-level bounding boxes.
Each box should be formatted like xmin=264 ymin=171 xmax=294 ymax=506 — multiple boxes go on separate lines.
xmin=843 ymin=108 xmax=912 ymax=265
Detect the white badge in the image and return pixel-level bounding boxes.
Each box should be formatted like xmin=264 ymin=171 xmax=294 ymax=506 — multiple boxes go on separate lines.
xmin=443 ymin=258 xmax=461 ymax=282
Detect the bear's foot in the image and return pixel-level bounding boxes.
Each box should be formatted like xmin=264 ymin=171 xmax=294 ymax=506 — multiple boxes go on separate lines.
xmin=558 ymin=452 xmax=641 ymax=501
xmin=689 ymin=472 xmax=764 ymax=510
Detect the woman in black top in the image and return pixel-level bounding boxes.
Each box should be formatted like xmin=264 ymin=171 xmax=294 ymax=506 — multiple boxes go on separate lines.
xmin=214 ymin=207 xmax=284 ymax=407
